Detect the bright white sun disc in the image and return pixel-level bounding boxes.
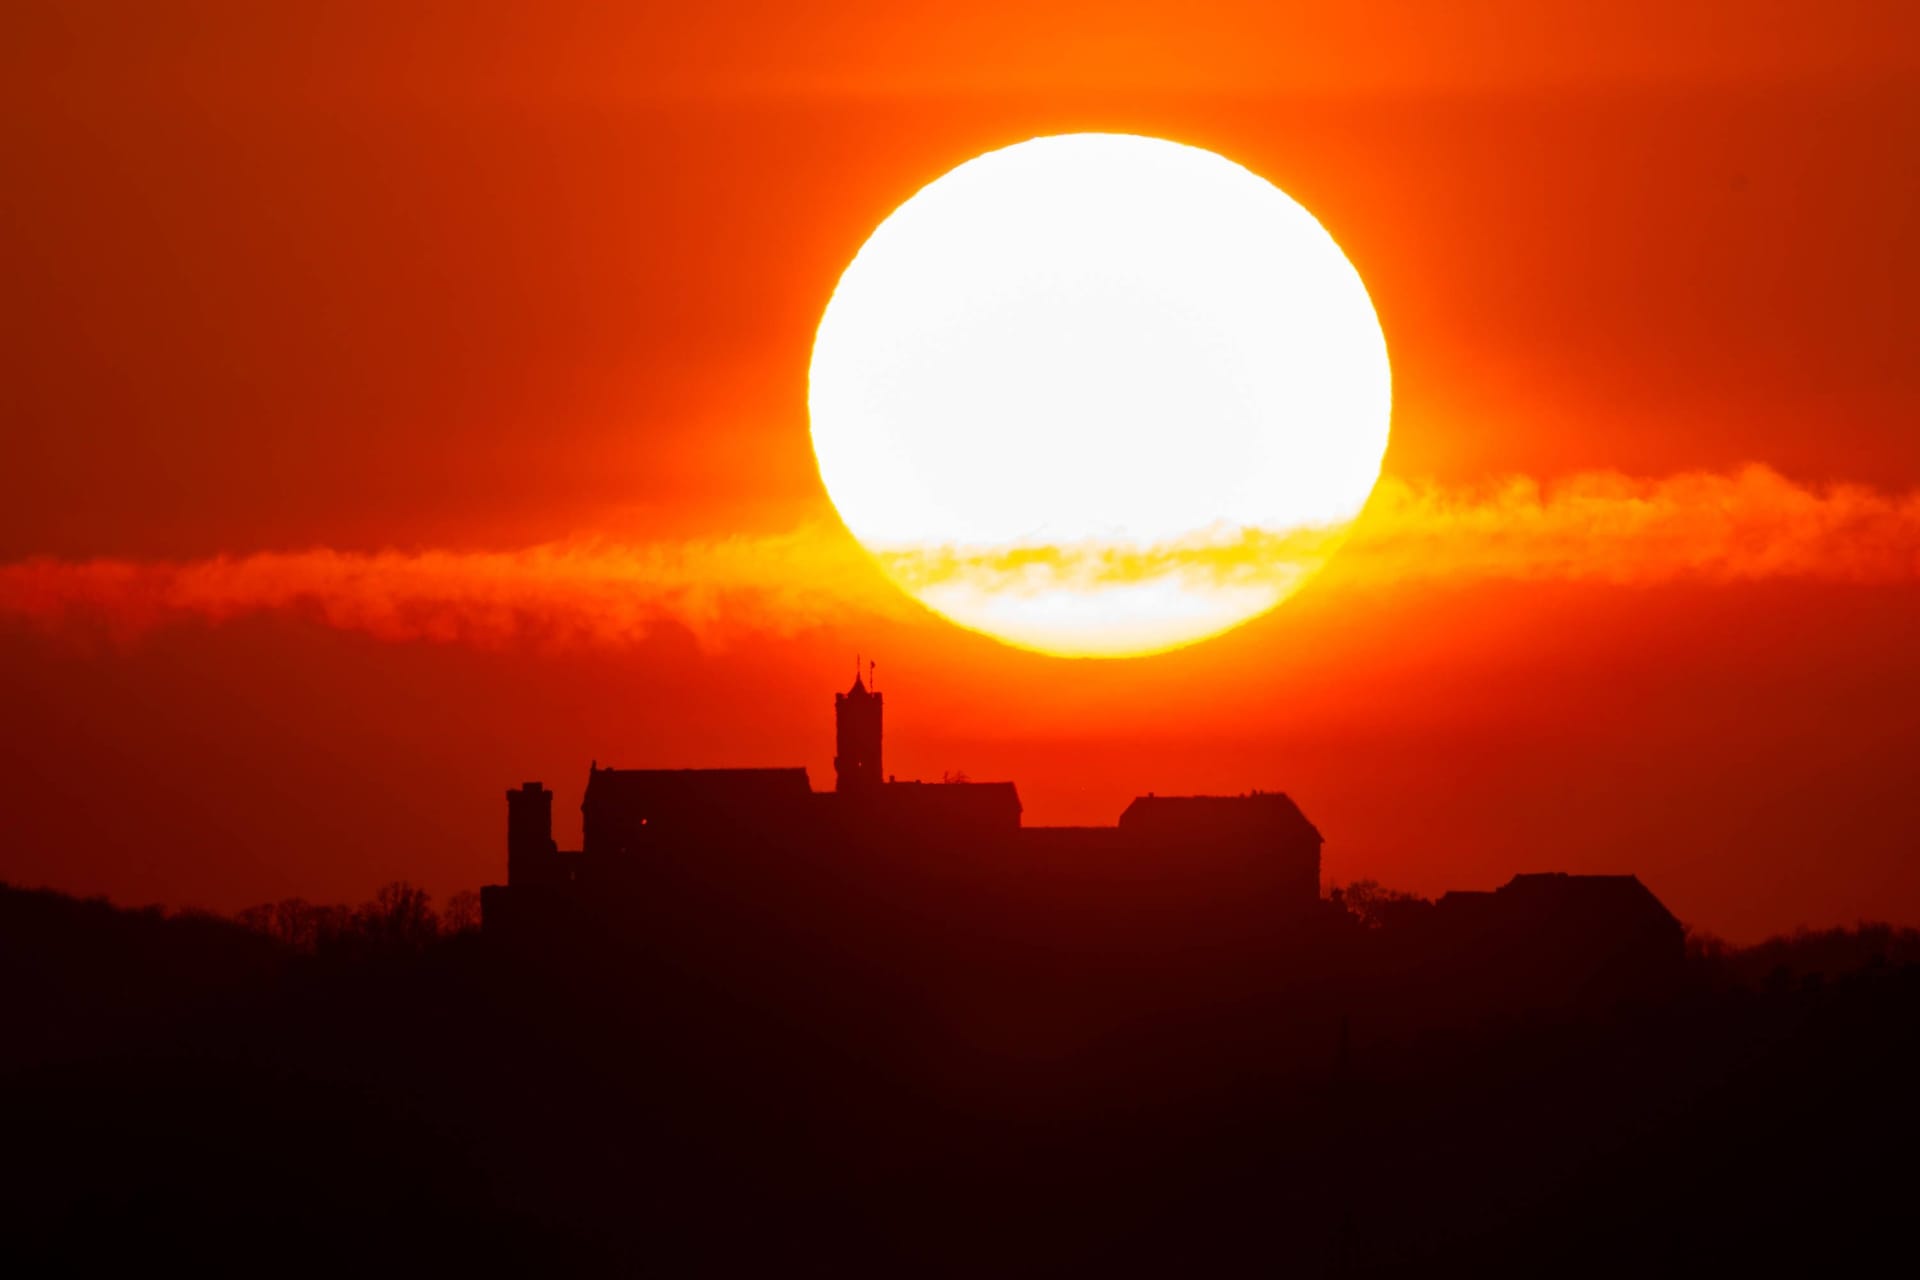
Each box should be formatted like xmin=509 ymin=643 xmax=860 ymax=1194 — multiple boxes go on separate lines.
xmin=809 ymin=133 xmax=1390 ymax=657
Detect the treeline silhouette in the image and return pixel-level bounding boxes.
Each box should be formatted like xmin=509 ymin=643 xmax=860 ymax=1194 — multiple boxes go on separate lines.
xmin=1333 ymin=877 xmax=1920 ymax=986
xmin=231 ymin=883 xmax=481 ymax=956
xmin=3 ymin=877 xmax=1915 ymax=1275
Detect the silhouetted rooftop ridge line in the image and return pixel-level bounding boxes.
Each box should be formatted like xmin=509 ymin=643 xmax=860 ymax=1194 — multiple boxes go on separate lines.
xmin=1119 ymin=791 xmax=1323 ymax=843
xmin=1509 ymin=871 xmax=1646 ymax=884
xmin=588 ymin=765 xmax=811 ymax=778
xmin=1437 ymin=873 xmax=1680 ymax=924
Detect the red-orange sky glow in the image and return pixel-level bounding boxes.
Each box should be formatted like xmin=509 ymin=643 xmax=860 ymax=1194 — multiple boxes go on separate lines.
xmin=2 ymin=2 xmax=1917 ymax=940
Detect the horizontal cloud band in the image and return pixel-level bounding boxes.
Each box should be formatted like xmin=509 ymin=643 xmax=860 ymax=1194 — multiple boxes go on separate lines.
xmin=1340 ymin=465 xmax=1920 ymax=587
xmin=0 ymin=528 xmax=905 ymax=648
xmin=3 ymin=467 xmax=1916 ymax=648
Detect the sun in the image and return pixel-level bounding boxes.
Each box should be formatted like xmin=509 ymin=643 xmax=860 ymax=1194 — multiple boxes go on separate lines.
xmin=809 ymin=133 xmax=1391 ymax=658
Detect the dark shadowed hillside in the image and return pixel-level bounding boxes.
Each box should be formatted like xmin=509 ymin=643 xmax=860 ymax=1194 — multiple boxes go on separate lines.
xmin=3 ymin=879 xmax=1916 ymax=1275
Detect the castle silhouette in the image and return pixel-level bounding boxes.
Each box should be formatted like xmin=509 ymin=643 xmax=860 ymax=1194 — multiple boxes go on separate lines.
xmin=480 ymin=671 xmax=1683 ymax=1008
xmin=483 ymin=671 xmax=1320 ymax=928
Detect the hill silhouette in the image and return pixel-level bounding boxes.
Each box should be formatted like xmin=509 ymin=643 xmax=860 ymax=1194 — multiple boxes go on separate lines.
xmin=4 ymin=876 xmax=1916 ymax=1274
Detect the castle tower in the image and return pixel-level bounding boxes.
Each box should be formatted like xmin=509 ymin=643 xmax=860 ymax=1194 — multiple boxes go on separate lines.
xmin=506 ymin=781 xmax=557 ymax=884
xmin=834 ymin=668 xmax=883 ymax=792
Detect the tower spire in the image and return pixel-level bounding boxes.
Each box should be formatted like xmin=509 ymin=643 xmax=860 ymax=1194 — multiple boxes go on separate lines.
xmin=834 ymin=663 xmax=883 ymax=791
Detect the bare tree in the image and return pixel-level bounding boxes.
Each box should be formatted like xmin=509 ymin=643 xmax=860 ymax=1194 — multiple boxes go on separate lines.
xmin=442 ymin=889 xmax=482 ymax=935
xmin=234 ymin=897 xmax=329 ymax=952
xmin=352 ymin=882 xmax=440 ymax=953
xmin=235 ymin=903 xmax=277 ymax=938
xmin=1334 ymin=879 xmax=1433 ymax=931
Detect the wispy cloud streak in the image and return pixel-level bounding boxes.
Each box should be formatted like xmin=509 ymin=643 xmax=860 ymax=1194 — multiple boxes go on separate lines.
xmin=0 ymin=527 xmax=903 ymax=648
xmin=1342 ymin=466 xmax=1920 ymax=587
xmin=2 ymin=467 xmax=1916 ymax=650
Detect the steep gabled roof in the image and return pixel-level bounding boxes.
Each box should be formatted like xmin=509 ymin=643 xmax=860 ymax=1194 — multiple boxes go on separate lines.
xmin=1499 ymin=872 xmax=1679 ymax=924
xmin=1436 ymin=873 xmax=1681 ymax=931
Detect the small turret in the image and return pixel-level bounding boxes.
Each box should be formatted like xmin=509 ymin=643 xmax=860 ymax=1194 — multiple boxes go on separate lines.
xmin=506 ymin=781 xmax=557 ymax=884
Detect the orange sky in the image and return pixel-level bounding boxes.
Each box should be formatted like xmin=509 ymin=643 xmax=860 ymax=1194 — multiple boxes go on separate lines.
xmin=2 ymin=3 xmax=1917 ymax=940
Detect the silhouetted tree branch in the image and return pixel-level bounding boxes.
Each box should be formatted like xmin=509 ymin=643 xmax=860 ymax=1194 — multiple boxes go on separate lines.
xmin=1332 ymin=878 xmax=1433 ymax=931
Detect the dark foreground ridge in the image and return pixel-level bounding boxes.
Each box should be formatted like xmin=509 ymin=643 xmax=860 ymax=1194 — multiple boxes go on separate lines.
xmin=3 ymin=677 xmax=1916 ymax=1274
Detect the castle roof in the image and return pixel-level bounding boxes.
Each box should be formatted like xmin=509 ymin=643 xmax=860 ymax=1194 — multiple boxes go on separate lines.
xmin=1118 ymin=792 xmax=1323 ymax=845
xmin=1438 ymin=873 xmax=1680 ymax=928
xmin=881 ymin=778 xmax=1021 ymax=820
xmin=583 ymin=766 xmax=813 ymax=818
xmin=806 ymin=778 xmax=1023 ymax=836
